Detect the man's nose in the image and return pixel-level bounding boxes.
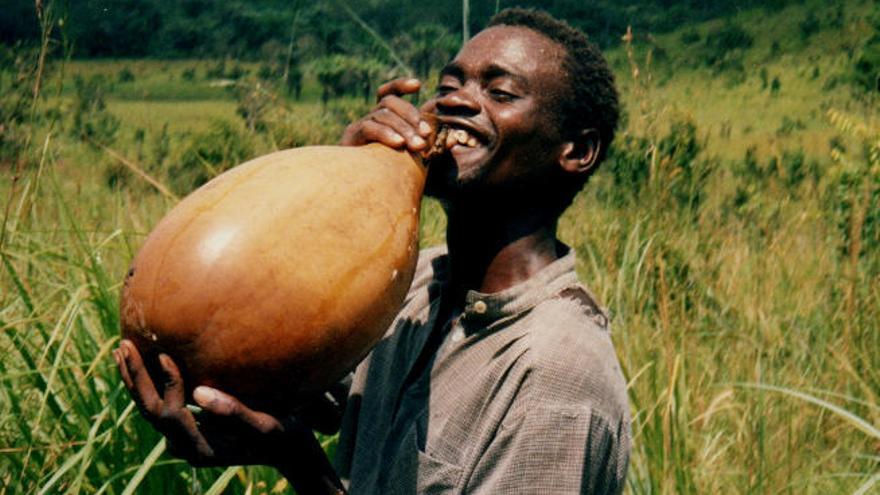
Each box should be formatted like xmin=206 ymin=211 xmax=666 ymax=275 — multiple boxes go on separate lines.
xmin=435 ymin=84 xmax=480 ymax=116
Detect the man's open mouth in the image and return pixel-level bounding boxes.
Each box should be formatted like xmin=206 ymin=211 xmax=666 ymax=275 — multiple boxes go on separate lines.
xmin=445 ymin=128 xmax=481 ymax=149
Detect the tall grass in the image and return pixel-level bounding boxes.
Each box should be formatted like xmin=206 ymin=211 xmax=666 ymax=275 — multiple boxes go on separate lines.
xmin=2 ymin=1 xmax=879 ymax=494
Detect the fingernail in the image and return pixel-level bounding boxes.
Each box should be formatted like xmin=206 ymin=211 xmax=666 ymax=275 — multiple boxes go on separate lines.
xmin=120 ymin=345 xmax=130 ymax=360
xmin=412 ymin=136 xmax=426 ymax=148
xmin=390 ymin=133 xmax=405 ymax=145
xmin=193 ymin=386 xmax=215 ymax=406
xmin=418 ymin=121 xmax=432 ymax=136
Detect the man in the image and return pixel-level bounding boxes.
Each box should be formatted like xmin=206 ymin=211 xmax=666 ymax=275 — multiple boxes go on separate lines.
xmin=115 ymin=8 xmax=629 ymax=494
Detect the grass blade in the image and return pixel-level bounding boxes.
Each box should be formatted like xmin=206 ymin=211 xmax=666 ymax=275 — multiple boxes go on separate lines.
xmin=204 ymin=467 xmax=243 ymax=495
xmin=738 ymin=383 xmax=880 ymax=440
xmin=120 ymin=438 xmax=167 ymax=495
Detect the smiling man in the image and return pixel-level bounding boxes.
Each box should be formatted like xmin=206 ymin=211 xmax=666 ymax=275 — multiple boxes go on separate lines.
xmin=115 ymin=7 xmax=629 ymax=495
xmin=336 ymin=9 xmax=629 ymax=494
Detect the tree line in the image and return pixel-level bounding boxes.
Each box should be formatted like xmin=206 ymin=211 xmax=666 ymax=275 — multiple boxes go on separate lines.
xmin=2 ymin=0 xmax=795 ymax=59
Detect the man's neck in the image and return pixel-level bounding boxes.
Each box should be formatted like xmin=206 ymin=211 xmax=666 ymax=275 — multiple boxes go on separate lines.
xmin=443 ymin=200 xmax=561 ymax=297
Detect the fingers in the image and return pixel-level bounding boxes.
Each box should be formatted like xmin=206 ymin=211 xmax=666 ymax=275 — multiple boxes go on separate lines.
xmin=341 ymin=77 xmax=434 ymax=151
xmin=371 ymin=108 xmax=427 ymax=151
xmin=158 ymin=353 xmax=185 ymax=410
xmin=376 ymin=77 xmax=421 ymax=100
xmin=116 ymin=340 xmax=162 ymax=415
xmin=194 ymin=386 xmax=283 ymax=435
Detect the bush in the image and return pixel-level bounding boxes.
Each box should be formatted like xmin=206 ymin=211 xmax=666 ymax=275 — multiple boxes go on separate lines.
xmin=0 ymin=44 xmax=37 ymax=167
xmin=826 ymin=165 xmax=880 ymax=264
xmin=853 ymin=36 xmax=880 ymax=92
xmin=799 ymin=11 xmax=820 ymax=41
xmin=680 ymin=29 xmax=700 ymax=46
xmin=703 ymin=22 xmax=753 ymax=68
xmin=118 ymin=66 xmax=135 ymax=83
xmin=309 ymin=55 xmax=390 ymax=105
xmin=70 ymin=75 xmax=120 ymax=147
xmin=167 ymin=120 xmax=254 ymax=194
xmin=600 ymin=118 xmax=709 ymax=211
xmin=776 ymin=116 xmax=806 ymax=136
xmin=233 ymin=78 xmax=273 ymax=132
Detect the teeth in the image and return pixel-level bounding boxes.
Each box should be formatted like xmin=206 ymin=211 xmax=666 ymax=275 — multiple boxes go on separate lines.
xmin=445 ymin=128 xmax=478 ymax=148
xmin=445 ymin=131 xmax=457 ymax=149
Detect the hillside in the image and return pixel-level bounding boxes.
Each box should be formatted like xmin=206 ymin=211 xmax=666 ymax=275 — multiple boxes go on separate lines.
xmin=1 ymin=1 xmax=879 ymax=494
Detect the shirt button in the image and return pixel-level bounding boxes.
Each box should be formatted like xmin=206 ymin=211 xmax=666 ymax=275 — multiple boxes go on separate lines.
xmin=473 ymin=300 xmax=488 ymax=314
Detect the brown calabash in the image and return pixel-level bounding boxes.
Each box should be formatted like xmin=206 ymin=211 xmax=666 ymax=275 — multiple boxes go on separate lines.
xmin=120 ymin=143 xmax=426 ymax=410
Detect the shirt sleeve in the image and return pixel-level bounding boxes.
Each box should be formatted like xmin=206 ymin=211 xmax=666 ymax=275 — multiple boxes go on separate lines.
xmin=464 ymin=403 xmax=630 ymax=495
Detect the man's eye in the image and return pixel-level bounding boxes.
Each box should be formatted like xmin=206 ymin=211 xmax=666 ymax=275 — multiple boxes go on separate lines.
xmin=489 ymin=89 xmax=516 ymax=101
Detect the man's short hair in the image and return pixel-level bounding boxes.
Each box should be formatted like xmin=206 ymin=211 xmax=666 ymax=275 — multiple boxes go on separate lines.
xmin=487 ymin=8 xmax=619 ymax=202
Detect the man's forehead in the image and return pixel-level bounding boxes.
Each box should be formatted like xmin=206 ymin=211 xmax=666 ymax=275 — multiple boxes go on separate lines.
xmin=452 ymin=25 xmax=566 ymax=78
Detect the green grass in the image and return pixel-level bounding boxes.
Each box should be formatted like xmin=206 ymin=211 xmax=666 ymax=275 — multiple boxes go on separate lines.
xmin=2 ymin=0 xmax=879 ymax=493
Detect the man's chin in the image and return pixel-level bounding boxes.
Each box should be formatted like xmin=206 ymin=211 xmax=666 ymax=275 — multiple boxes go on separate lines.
xmin=424 ymin=156 xmax=489 ymax=200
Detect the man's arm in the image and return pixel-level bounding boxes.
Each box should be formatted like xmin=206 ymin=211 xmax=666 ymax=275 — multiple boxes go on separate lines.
xmin=113 ymin=340 xmax=346 ymax=495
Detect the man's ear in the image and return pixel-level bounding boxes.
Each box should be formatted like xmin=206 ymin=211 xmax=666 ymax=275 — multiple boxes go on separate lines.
xmin=558 ymin=129 xmax=601 ymax=175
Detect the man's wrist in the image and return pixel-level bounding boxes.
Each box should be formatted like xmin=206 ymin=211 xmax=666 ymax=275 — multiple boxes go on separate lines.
xmin=272 ymin=428 xmax=345 ymax=495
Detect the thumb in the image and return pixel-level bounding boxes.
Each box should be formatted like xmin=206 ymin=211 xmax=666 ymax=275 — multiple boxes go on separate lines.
xmin=194 ymin=386 xmax=283 ymax=434
xmin=193 ymin=386 xmax=239 ymax=416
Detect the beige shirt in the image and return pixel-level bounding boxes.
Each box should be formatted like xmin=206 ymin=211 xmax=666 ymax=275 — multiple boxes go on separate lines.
xmin=336 ymin=245 xmax=630 ymax=494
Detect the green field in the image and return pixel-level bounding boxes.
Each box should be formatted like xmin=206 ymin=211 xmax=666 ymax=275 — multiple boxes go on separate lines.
xmin=2 ymin=0 xmax=879 ymax=493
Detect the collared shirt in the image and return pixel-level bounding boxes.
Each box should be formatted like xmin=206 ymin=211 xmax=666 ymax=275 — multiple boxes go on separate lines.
xmin=336 ymin=245 xmax=631 ymax=494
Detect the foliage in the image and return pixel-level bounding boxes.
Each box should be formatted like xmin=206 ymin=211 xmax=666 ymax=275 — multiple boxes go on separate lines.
xmin=0 ymin=44 xmax=38 ymax=167
xmin=167 ymin=120 xmax=254 ymax=194
xmin=309 ymin=55 xmax=389 ymax=104
xmin=3 ymin=0 xmax=801 ymax=58
xmin=2 ymin=1 xmax=880 ymax=494
xmin=70 ymin=75 xmax=120 ymax=147
xmin=853 ymin=35 xmax=880 ymax=92
xmin=392 ymin=23 xmax=460 ymax=79
xmin=701 ymin=22 xmax=753 ymax=72
xmin=601 ymin=118 xmax=709 ymax=212
xmin=825 ymin=109 xmax=880 ymax=269
xmin=799 ymin=10 xmax=821 ymax=41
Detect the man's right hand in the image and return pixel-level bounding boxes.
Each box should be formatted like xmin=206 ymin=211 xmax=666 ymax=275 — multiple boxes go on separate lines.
xmin=113 ymin=340 xmax=345 ymax=494
xmin=341 ymin=77 xmax=434 ymax=153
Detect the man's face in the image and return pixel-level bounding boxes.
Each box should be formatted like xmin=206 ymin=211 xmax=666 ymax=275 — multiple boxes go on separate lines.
xmin=423 ymin=26 xmax=571 ymax=201
xmin=425 ymin=26 xmax=568 ymax=199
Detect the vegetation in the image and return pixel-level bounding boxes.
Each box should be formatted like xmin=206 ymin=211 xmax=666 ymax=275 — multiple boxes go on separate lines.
xmin=1 ymin=0 xmax=879 ymax=493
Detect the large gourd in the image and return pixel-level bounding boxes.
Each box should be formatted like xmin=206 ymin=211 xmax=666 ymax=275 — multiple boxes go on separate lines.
xmin=120 ymin=136 xmax=444 ymax=410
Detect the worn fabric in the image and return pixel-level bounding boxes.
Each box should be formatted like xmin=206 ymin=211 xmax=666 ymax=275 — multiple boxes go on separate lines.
xmin=335 ymin=245 xmax=631 ymax=494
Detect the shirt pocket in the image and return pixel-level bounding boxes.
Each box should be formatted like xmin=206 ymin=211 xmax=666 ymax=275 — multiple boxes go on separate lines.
xmin=384 ymin=420 xmax=464 ymax=495
xmin=415 ymin=435 xmax=464 ymax=494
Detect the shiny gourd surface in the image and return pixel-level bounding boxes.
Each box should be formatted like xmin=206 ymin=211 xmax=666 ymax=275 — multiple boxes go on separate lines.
xmin=120 ymin=143 xmax=426 ymax=409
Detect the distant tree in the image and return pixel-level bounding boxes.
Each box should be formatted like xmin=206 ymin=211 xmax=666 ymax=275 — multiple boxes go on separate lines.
xmin=352 ymin=59 xmax=390 ymax=102
xmin=394 ymin=23 xmax=459 ymax=80
xmin=286 ymin=64 xmax=303 ymax=100
xmin=69 ymin=0 xmax=161 ymax=56
xmin=310 ymin=55 xmax=352 ymax=106
xmin=799 ymin=11 xmax=820 ymax=41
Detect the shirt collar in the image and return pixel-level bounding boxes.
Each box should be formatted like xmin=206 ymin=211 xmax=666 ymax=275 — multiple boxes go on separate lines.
xmin=457 ymin=246 xmax=580 ymax=325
